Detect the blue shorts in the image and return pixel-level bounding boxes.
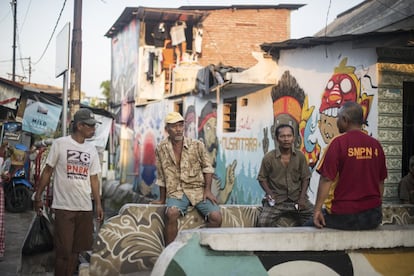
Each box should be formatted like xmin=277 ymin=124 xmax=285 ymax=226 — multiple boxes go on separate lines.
xmin=166 ymin=193 xmax=219 ymax=219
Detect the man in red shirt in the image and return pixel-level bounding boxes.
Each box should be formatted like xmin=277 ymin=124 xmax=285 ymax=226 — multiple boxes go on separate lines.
xmin=313 ymin=101 xmax=387 ymax=230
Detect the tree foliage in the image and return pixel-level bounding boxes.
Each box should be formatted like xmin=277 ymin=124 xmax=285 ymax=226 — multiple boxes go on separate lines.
xmin=92 ymin=80 xmax=110 ymax=110
xmin=100 ymin=80 xmax=110 ymax=100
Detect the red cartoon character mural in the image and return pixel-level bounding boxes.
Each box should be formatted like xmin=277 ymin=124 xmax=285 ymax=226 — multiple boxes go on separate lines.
xmin=318 ymin=58 xmax=373 ymax=145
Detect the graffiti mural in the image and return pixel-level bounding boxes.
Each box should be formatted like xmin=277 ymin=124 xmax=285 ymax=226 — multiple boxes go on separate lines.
xmin=270 ymin=70 xmax=305 ymax=150
xmin=317 ymin=57 xmax=374 ymax=146
xmin=110 ymin=18 xmax=140 ymax=186
xmin=106 ymin=45 xmax=378 ymax=208
xmin=195 ymin=101 xmax=236 ymax=204
xmin=276 ymin=51 xmax=378 ymax=202
xmin=133 ymin=102 xmax=169 ymax=198
xmin=212 ymin=53 xmax=378 ymax=205
xmin=111 ymin=19 xmax=139 ymax=106
xmin=216 ymin=87 xmax=274 ymax=205
xmin=184 ymin=104 xmax=197 ymax=139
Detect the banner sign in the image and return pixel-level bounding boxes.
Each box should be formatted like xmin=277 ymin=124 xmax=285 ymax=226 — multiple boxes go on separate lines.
xmin=22 ymin=99 xmax=62 ymax=135
xmin=86 ymin=114 xmax=112 ymax=149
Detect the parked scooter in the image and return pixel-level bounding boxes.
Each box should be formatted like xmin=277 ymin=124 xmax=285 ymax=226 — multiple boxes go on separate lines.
xmin=2 ymin=144 xmax=34 ymax=213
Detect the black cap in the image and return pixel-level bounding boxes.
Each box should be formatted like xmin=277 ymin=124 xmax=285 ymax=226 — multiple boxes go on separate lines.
xmin=74 ymin=108 xmax=101 ymax=124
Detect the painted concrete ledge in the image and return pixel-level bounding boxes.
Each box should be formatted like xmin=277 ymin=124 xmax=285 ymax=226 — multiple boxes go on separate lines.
xmin=152 ymin=227 xmax=414 ymax=276
xmin=179 ymin=225 xmax=414 ymax=251
xmin=88 ymin=203 xmax=414 ymax=276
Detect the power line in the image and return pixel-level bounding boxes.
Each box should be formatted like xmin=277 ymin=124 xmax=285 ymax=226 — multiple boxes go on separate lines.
xmin=33 ymin=0 xmax=68 ymax=65
xmin=324 ymin=0 xmax=332 ymax=58
xmin=0 ymin=6 xmax=11 ymax=24
xmin=0 ymin=58 xmax=29 ymax=63
xmin=19 ymin=0 xmax=32 ymax=32
xmin=16 ymin=0 xmax=33 ymax=79
xmin=16 ymin=24 xmax=27 ymax=79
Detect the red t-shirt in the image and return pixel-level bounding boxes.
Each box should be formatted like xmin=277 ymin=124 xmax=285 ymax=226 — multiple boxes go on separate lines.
xmin=317 ymin=130 xmax=387 ymax=214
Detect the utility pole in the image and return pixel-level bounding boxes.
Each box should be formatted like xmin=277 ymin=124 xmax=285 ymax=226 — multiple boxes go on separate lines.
xmin=12 ymin=0 xmax=17 ymax=82
xmin=28 ymin=57 xmax=31 ymax=83
xmin=69 ymin=0 xmax=82 ymax=119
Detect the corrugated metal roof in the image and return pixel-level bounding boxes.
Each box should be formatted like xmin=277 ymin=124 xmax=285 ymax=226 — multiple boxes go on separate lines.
xmin=19 ymin=81 xmax=62 ymax=96
xmin=315 ymin=0 xmax=414 ymax=36
xmin=0 ymin=77 xmax=62 ymax=96
xmin=261 ymin=30 xmax=414 ymax=53
xmin=261 ymin=0 xmax=414 ymax=58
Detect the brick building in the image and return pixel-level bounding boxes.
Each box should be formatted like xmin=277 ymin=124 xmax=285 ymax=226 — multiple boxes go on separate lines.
xmin=182 ymin=6 xmax=292 ymax=68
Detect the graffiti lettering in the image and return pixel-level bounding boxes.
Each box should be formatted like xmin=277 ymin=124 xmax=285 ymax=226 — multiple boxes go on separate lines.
xmin=221 ymin=137 xmax=258 ymax=151
xmin=237 ymin=116 xmax=254 ymax=131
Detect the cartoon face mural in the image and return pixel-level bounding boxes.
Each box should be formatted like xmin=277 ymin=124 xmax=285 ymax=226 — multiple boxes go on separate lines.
xmin=184 ymin=105 xmax=197 ymax=139
xmin=198 ymin=101 xmax=218 ymax=167
xmin=318 ymin=58 xmax=359 ymax=144
xmin=271 ymin=71 xmax=305 ymax=150
xmin=197 ymin=100 xmax=237 ymax=204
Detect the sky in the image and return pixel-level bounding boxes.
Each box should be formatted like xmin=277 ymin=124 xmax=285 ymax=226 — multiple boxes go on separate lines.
xmin=0 ymin=0 xmax=365 ymax=98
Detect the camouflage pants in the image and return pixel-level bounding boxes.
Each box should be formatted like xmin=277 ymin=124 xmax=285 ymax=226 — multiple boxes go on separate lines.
xmin=256 ymin=200 xmax=313 ymax=227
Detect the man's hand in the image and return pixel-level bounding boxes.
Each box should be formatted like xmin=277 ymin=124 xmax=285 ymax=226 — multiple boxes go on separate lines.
xmin=1 ymin=172 xmax=10 ymax=182
xmin=33 ymin=199 xmax=43 ymax=216
xmin=313 ymin=209 xmax=326 ymax=228
xmin=204 ymin=190 xmax=219 ymax=205
xmin=297 ymin=196 xmax=306 ymax=211
xmin=96 ymin=205 xmax=104 ymax=224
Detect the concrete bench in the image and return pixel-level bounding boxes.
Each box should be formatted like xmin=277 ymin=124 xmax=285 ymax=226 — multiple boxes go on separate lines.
xmin=88 ymin=204 xmax=414 ymax=276
xmin=152 ymin=225 xmax=414 ymax=276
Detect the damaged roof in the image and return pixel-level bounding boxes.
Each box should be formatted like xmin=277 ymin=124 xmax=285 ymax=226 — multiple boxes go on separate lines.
xmin=261 ymin=0 xmax=414 ymax=61
xmin=178 ymin=4 xmax=304 ymax=11
xmin=0 ymin=77 xmax=62 ymax=96
xmin=105 ymin=5 xmax=304 ymax=38
xmin=315 ymin=0 xmax=414 ymax=36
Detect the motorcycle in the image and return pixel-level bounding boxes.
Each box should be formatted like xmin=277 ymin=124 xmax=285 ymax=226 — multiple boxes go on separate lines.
xmin=2 ymin=144 xmax=34 ymax=213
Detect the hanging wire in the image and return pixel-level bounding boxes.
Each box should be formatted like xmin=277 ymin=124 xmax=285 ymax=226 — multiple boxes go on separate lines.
xmin=15 ymin=0 xmax=33 ymax=80
xmin=324 ymin=0 xmax=332 ymax=58
xmin=19 ymin=0 xmax=32 ymax=31
xmin=33 ymin=0 xmax=68 ymax=65
xmin=0 ymin=7 xmax=11 ymax=24
xmin=16 ymin=24 xmax=27 ymax=79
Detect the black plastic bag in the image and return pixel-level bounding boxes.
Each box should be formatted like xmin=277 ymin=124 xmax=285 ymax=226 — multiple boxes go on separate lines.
xmin=22 ymin=214 xmax=54 ymax=255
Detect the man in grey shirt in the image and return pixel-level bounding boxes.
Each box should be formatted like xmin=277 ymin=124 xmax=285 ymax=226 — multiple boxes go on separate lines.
xmin=257 ymin=124 xmax=313 ymax=227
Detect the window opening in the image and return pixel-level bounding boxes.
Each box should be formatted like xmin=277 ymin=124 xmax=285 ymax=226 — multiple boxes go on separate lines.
xmin=174 ymin=101 xmax=183 ymax=115
xmin=223 ymin=97 xmax=237 ymax=132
